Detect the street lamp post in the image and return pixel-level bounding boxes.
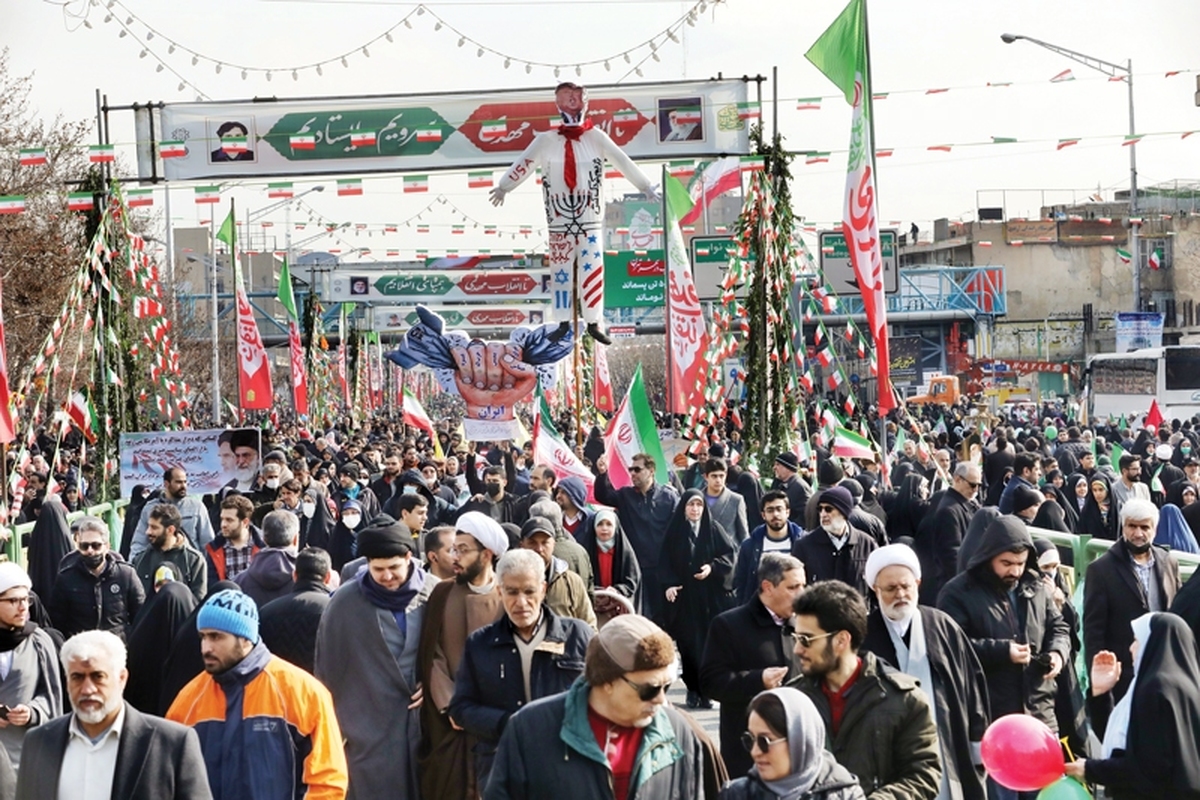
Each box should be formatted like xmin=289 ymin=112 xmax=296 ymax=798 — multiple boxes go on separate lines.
xmin=1001 ymin=33 xmax=1139 ymax=309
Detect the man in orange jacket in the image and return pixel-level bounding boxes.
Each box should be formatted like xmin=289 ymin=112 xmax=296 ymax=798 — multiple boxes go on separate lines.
xmin=167 ymin=589 xmax=348 ymax=800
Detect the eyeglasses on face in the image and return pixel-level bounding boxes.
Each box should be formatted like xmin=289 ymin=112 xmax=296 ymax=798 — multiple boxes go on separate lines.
xmin=790 ymin=630 xmax=838 ymax=648
xmin=817 ymin=504 xmax=838 ymax=514
xmin=0 ymin=596 xmax=31 ymax=608
xmin=628 ymin=466 xmax=645 ymax=474
xmin=740 ymin=731 xmax=787 ymax=754
xmin=621 ymin=676 xmax=670 ymax=701
xmin=77 ymin=541 xmax=106 ymax=552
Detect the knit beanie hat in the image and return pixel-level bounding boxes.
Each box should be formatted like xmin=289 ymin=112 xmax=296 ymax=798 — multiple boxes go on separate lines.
xmin=197 ymin=589 xmax=259 ymax=643
xmin=818 ymin=486 xmax=854 ymax=520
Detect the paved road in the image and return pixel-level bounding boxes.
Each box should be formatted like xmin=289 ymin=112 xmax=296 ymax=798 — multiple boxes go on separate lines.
xmin=666 ymin=680 xmax=721 ymax=739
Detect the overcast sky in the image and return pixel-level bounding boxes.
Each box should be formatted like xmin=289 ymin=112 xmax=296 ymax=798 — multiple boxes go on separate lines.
xmin=6 ymin=0 xmax=1200 ymax=253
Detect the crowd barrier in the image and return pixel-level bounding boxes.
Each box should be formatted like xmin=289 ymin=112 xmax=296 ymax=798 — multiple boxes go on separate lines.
xmin=1029 ymin=525 xmax=1200 ymax=586
xmin=4 ymin=498 xmax=130 ymax=568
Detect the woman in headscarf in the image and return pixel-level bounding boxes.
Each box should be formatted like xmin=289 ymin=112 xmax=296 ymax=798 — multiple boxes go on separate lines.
xmin=1075 ymin=473 xmax=1120 ymax=540
xmin=119 ymin=483 xmax=153 ymax=559
xmin=299 ymin=482 xmax=337 ymax=552
xmin=659 ymin=488 xmax=736 ymax=709
xmin=1066 ymin=612 xmax=1200 ymax=798
xmin=1033 ymin=538 xmax=1086 ymax=757
xmin=124 ymin=581 xmax=197 ymax=713
xmin=983 ymin=465 xmax=1013 ymax=509
xmin=24 ymin=497 xmax=72 ymax=603
xmin=1156 ymin=504 xmax=1200 ymax=554
xmin=576 ymin=507 xmax=641 ymax=627
xmin=719 ymin=688 xmax=865 ymax=800
xmin=326 ymin=498 xmax=362 ymax=571
xmin=1031 ymin=496 xmax=1071 ymax=533
xmin=886 ymin=473 xmax=930 ymax=545
xmin=157 ymin=579 xmax=238 ymax=715
xmin=1061 ymin=473 xmax=1088 ymax=532
xmin=0 ymin=563 xmax=62 ymax=773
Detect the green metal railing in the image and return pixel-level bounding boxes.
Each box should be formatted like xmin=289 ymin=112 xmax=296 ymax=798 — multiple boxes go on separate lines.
xmin=1029 ymin=525 xmax=1200 ymax=585
xmin=5 ymin=498 xmax=130 ymax=568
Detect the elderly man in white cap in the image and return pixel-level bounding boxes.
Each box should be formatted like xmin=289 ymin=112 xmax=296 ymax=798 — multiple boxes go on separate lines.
xmin=0 ymin=562 xmax=62 ymax=772
xmin=416 ymin=511 xmax=509 ymax=800
xmin=860 ymin=544 xmax=989 ymax=800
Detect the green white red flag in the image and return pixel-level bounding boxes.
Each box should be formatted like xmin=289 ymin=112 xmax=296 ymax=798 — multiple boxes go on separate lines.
xmin=277 ymin=258 xmax=308 ymax=416
xmin=534 ymin=388 xmax=596 ymax=502
xmin=67 ymin=389 xmax=99 ymax=444
xmin=602 ymin=365 xmax=669 ymax=489
xmin=159 ymin=141 xmax=187 ymax=158
xmin=680 ymin=156 xmax=742 ymax=227
xmin=833 ymin=426 xmax=874 ymax=460
xmin=0 ymin=197 xmax=26 ymax=215
xmin=1149 ymin=248 xmax=1162 ymax=270
xmin=217 ymin=204 xmax=273 ymax=409
xmin=404 ymin=175 xmax=428 ymax=193
xmin=806 ymin=0 xmax=895 ymax=412
xmin=402 ymin=388 xmax=434 ymax=435
xmin=88 ymin=144 xmax=115 ymax=163
xmin=267 ymin=182 xmax=294 ymax=198
xmin=19 ymin=149 xmax=46 ymax=166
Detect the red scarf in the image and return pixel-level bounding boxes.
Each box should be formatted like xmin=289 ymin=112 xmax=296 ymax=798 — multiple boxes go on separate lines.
xmin=558 ymin=120 xmax=594 ymax=191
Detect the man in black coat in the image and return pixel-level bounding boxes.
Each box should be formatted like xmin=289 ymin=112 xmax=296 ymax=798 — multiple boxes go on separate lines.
xmin=258 ymin=547 xmax=333 ymax=674
xmin=862 ymin=544 xmax=989 ymax=800
xmin=914 ymin=462 xmax=980 ymax=605
xmin=770 ymin=452 xmax=811 ymax=527
xmin=47 ymin=516 xmax=145 ymax=641
xmin=937 ymin=514 xmax=1071 ymax=738
xmin=17 ymin=630 xmax=212 ymax=800
xmin=1083 ymin=497 xmax=1180 ymax=701
xmin=791 ymin=486 xmax=877 ymax=598
xmin=699 ymin=553 xmax=805 ymax=776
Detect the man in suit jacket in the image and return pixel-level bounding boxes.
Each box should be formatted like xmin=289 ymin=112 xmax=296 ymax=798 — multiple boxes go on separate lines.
xmin=1083 ymin=497 xmax=1181 ymax=701
xmin=17 ymin=630 xmax=211 ymax=800
xmin=699 ymin=553 xmax=805 ymax=777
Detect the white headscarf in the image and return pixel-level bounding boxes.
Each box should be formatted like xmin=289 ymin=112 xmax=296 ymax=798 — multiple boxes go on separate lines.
xmin=1101 ymin=612 xmax=1155 ymax=758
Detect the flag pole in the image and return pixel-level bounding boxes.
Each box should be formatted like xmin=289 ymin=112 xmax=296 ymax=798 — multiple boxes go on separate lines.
xmin=210 ymin=212 xmax=221 ymax=425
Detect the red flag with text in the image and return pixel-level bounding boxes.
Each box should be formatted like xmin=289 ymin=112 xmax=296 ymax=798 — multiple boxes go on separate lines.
xmin=663 ymin=173 xmax=709 ymax=414
xmin=217 ymin=206 xmax=273 ymax=409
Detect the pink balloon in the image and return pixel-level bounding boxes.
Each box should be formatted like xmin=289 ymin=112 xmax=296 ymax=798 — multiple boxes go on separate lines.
xmin=981 ymin=714 xmax=1064 ymax=791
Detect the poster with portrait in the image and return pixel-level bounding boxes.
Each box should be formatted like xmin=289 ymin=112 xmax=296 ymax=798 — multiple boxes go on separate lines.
xmin=119 ymin=428 xmax=262 ymax=496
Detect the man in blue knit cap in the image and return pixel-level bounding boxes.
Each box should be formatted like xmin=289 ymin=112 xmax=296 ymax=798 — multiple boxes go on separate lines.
xmin=166 ymin=589 xmax=348 ymax=800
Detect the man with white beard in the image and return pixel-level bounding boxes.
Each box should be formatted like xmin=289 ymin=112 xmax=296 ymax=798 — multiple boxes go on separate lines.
xmin=860 ymin=544 xmax=990 ymax=800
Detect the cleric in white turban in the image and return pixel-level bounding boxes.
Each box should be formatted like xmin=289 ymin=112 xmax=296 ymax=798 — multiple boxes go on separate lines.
xmin=861 ymin=543 xmax=990 ymax=800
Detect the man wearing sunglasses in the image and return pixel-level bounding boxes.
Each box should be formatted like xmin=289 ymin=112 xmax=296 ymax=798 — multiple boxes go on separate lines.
xmin=486 ymin=615 xmax=707 ymax=800
xmin=47 ymin=517 xmax=144 ymax=642
xmin=914 ymin=461 xmax=982 ymax=605
xmin=787 ymin=580 xmax=940 ymax=798
xmin=791 ymin=487 xmax=877 ymax=598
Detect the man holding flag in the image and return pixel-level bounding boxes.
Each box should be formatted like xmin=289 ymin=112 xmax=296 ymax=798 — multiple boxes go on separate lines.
xmin=806 ymin=0 xmax=895 ymax=414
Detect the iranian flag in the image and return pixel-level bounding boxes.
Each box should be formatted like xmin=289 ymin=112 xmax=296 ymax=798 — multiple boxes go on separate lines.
xmin=404 ymin=175 xmax=429 ymax=193
xmin=67 ymin=192 xmax=92 ymax=212
xmin=159 ymin=140 xmax=187 ymax=158
xmin=277 ymin=258 xmax=308 ymax=416
xmin=0 ymin=197 xmax=26 ymax=215
xmin=672 ymin=107 xmax=702 ymax=123
xmin=402 ymin=388 xmax=434 ymax=436
xmin=416 ymin=129 xmax=443 ymax=142
xmin=602 ymin=366 xmax=669 ymax=489
xmin=337 ymin=179 xmax=363 ymax=197
xmin=806 ymin=0 xmax=895 ymax=412
xmin=221 ymin=137 xmax=249 ymax=156
xmin=468 ymin=171 xmax=494 ymax=189
xmin=19 ymin=148 xmax=46 ymax=166
xmin=613 ymin=109 xmax=639 ymax=123
xmin=349 ymin=130 xmax=377 ymax=147
xmin=833 ymin=426 xmax=874 ymax=460
xmin=217 ymin=204 xmax=273 ymax=409
xmin=1116 ymin=247 xmax=1132 ymax=264
xmin=194 ymin=186 xmax=221 ymax=204
xmin=0 ymin=277 xmax=16 ymax=444
xmin=737 ymin=102 xmax=761 ymax=120
xmin=67 ymin=389 xmax=99 ymax=443
xmin=267 ymin=182 xmax=294 ymax=198
xmin=534 ymin=388 xmax=596 ymax=502
xmin=480 ymin=120 xmax=507 ymax=141
xmin=663 ymin=172 xmax=709 ymax=414
xmin=88 ymin=144 xmax=115 ymax=163
xmin=126 ymin=188 xmax=153 ymax=207
xmin=289 ymin=134 xmax=317 ymax=150
xmin=1149 ymin=248 xmax=1162 ymax=270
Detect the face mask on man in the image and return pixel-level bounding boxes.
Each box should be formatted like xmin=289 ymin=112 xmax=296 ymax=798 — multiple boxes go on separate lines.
xmin=81 ymin=551 xmax=105 ymax=569
xmin=266 ymin=478 xmax=280 ymax=490
xmin=486 ymin=483 xmax=502 ymax=498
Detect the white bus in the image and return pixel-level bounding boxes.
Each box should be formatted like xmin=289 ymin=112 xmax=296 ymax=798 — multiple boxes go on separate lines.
xmin=1085 ymin=346 xmax=1200 ymax=422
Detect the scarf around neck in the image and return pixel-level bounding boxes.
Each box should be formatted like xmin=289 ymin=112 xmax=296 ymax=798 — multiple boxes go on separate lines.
xmin=0 ymin=621 xmax=36 ymax=653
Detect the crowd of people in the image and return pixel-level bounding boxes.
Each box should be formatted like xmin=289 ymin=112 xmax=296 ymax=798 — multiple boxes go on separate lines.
xmin=2 ymin=401 xmax=1200 ymax=799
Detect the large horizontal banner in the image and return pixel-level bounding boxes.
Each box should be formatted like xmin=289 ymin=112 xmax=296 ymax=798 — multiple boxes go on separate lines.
xmin=330 ymin=268 xmax=552 ymax=303
xmin=120 ymin=428 xmax=262 ymax=496
xmin=154 ymin=79 xmax=752 ymax=181
xmin=376 ymin=304 xmax=551 ymax=331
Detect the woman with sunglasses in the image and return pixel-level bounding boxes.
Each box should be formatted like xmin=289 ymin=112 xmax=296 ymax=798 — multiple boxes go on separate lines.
xmin=659 ymin=489 xmax=737 ymax=709
xmin=720 ymin=688 xmax=865 ymax=800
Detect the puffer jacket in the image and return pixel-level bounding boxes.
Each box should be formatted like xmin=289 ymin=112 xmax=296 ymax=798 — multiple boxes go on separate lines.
xmin=937 ymin=514 xmax=1071 ymax=728
xmin=787 ymin=652 xmax=940 ymax=799
xmin=484 ymin=677 xmax=707 ymax=800
xmin=46 ymin=551 xmax=145 ymax=640
xmin=719 ymin=750 xmax=866 ymax=800
xmin=545 ymin=556 xmax=597 ymax=630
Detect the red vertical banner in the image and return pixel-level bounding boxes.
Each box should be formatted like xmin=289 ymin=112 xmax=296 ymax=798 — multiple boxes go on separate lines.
xmin=0 ymin=277 xmax=17 ymax=444
xmin=593 ymin=341 xmax=614 ymax=413
xmin=233 ymin=272 xmax=273 ymax=409
xmin=288 ymin=320 xmax=308 ymax=416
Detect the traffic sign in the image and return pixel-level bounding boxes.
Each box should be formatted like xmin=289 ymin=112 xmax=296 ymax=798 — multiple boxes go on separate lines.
xmin=817 ymin=228 xmax=900 ymax=295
